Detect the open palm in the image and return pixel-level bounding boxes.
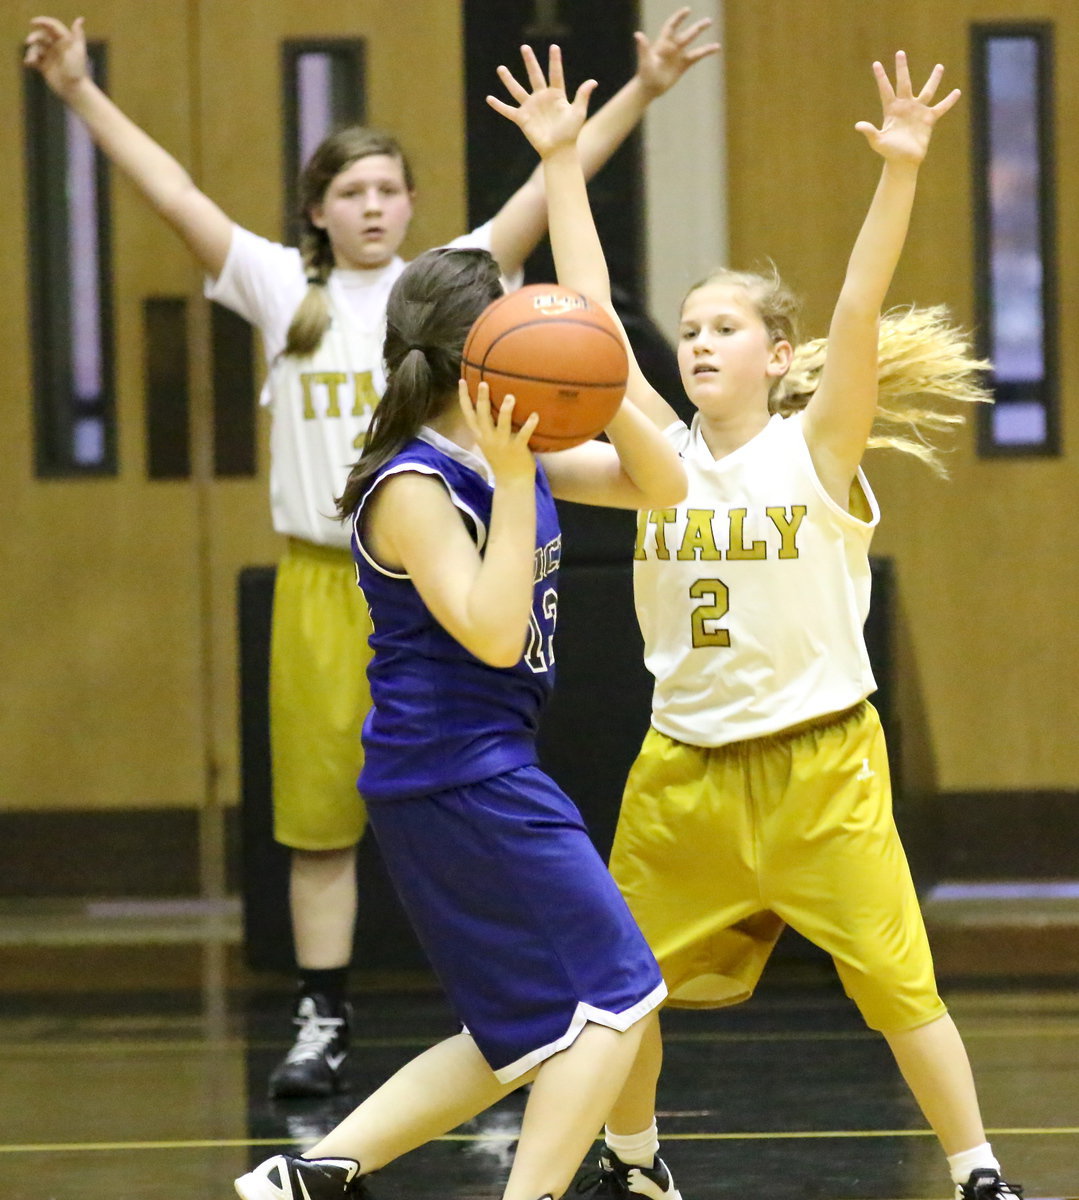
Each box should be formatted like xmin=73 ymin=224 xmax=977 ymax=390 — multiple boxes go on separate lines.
xmin=487 ymin=45 xmax=596 ymax=157
xmin=634 ymin=6 xmax=721 ymax=97
xmin=856 ymin=51 xmax=960 ymax=165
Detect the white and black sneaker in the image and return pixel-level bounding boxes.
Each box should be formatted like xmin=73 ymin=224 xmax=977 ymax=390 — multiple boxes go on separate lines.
xmin=956 ymin=1170 xmax=1024 ymax=1200
xmin=576 ymin=1146 xmax=682 ymax=1200
xmin=235 ymin=1154 xmax=367 ymax=1200
xmin=268 ymin=993 xmax=351 ymax=1099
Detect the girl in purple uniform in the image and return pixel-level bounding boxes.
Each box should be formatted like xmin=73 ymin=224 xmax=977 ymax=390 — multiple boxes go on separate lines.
xmin=235 ymin=245 xmax=686 ymax=1200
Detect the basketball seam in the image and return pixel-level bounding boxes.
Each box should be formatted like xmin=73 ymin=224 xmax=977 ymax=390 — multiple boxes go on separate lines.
xmin=465 ymin=315 xmax=625 ymax=382
xmin=478 ymin=314 xmax=623 ymax=350
xmin=459 ymin=365 xmax=627 ymax=389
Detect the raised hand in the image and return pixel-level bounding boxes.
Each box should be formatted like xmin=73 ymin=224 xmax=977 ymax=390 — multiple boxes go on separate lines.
xmin=487 ymin=45 xmax=597 ymax=159
xmin=855 ymin=51 xmax=960 ymax=166
xmin=23 ymin=16 xmax=89 ymax=96
xmin=634 ymin=6 xmax=721 ymax=98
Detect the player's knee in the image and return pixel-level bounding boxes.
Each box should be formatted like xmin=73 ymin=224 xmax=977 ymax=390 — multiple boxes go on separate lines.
xmin=840 ymin=959 xmax=942 ymax=1031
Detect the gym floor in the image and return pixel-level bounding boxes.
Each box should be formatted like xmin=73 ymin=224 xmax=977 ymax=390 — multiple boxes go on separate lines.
xmin=3 ymin=905 xmax=1078 ymax=1200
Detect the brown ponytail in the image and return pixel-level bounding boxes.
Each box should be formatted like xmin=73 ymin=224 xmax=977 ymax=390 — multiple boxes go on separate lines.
xmin=336 ymin=248 xmax=504 ymax=518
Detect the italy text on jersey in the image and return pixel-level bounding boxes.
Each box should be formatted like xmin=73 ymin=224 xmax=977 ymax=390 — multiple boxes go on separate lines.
xmin=634 ymin=505 xmax=807 ymax=562
xmin=299 ymin=368 xmax=379 ymax=431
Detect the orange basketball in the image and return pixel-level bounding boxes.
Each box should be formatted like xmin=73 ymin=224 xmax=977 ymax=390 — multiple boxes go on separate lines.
xmin=461 ymin=284 xmax=628 ymax=452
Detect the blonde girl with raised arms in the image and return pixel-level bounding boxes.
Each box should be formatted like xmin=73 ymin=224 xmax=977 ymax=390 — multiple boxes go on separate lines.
xmin=491 ymin=42 xmax=1024 ymax=1200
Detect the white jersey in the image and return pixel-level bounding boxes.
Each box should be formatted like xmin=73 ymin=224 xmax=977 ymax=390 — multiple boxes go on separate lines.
xmin=206 ymin=221 xmax=513 ymax=549
xmin=633 ymin=411 xmax=879 ymax=747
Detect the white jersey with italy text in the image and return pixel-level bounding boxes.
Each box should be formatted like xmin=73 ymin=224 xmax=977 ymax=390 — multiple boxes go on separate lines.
xmin=206 ymin=221 xmax=511 ymax=549
xmin=633 ymin=411 xmax=879 ymax=747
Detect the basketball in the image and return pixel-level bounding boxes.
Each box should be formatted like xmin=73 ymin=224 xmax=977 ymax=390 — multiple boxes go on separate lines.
xmin=461 ymin=284 xmax=628 ymax=452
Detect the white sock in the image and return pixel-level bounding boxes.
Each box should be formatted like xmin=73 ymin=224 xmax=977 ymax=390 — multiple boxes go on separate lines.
xmin=605 ymin=1120 xmax=660 ymax=1168
xmin=948 ymin=1142 xmax=1001 ymax=1185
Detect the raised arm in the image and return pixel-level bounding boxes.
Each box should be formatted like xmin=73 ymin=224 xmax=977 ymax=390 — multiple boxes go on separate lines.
xmin=486 ymin=7 xmax=719 ymax=281
xmin=488 ymin=48 xmax=686 ymax=510
xmin=803 ymin=52 xmax=960 ymax=503
xmin=24 ymin=17 xmax=233 ymax=277
xmin=489 ymin=44 xmax=681 ymax=431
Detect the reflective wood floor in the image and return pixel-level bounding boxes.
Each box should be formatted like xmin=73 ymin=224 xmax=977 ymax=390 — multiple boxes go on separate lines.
xmin=2 ymin=932 xmax=1078 ymax=1200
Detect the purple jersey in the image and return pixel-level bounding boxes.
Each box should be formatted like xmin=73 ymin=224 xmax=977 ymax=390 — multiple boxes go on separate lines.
xmin=350 ymin=429 xmax=561 ymax=801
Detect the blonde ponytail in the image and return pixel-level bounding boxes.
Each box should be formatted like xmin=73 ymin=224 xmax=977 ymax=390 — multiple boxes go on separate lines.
xmin=282 ymin=229 xmax=334 ymax=358
xmin=773 ymin=306 xmax=992 ymax=474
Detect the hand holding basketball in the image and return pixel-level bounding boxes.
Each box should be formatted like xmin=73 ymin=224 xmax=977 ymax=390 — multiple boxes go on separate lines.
xmin=457 ymin=380 xmax=539 ymax=482
xmin=461 ymin=285 xmax=628 ymax=453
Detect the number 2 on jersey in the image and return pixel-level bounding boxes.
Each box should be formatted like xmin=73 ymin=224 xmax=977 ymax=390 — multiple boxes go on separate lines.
xmin=689 ymin=578 xmax=731 ymax=647
xmin=525 ymin=587 xmax=558 ymax=672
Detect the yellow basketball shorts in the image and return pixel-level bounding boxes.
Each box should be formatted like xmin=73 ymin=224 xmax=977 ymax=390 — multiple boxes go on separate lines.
xmin=608 ymin=701 xmax=947 ymax=1034
xmin=270 ymin=538 xmax=374 ymax=851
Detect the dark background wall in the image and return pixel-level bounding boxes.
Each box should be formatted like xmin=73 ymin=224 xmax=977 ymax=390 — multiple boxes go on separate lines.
xmin=463 ymin=0 xmax=643 ymax=295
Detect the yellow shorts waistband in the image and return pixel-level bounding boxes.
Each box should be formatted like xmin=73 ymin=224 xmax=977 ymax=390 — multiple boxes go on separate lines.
xmin=284 ymin=537 xmax=354 ymax=567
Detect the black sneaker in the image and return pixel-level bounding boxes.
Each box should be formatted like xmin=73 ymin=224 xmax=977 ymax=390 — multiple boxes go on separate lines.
xmin=576 ymin=1146 xmax=682 ymax=1200
xmin=956 ymin=1170 xmax=1024 ymax=1200
xmin=234 ymin=1154 xmax=367 ymax=1200
xmin=268 ymin=993 xmax=351 ymax=1099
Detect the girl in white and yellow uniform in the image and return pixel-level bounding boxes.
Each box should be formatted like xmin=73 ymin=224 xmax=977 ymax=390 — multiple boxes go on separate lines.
xmin=25 ymin=10 xmax=720 ymax=1101
xmin=493 ymin=45 xmax=1023 ymax=1200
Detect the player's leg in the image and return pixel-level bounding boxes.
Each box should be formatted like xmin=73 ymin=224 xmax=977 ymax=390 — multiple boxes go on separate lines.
xmin=267 ymin=540 xmax=373 ymax=1099
xmin=767 ymin=703 xmax=1022 ymax=1200
xmin=272 ymin=845 xmax=358 ymax=1098
xmin=289 ymin=846 xmax=358 ymax=971
xmin=596 ymin=730 xmax=781 ymax=1199
xmin=301 ymin=1010 xmax=655 ymax=1200
xmin=580 ymin=1015 xmax=678 ymax=1200
xmin=240 ymin=769 xmax=668 ymax=1200
xmin=882 ymin=1014 xmax=1023 ymax=1198
xmin=236 ymin=1018 xmax=654 ymax=1200
xmin=605 ymin=1012 xmax=662 ymax=1135
xmin=503 ymin=1016 xmax=653 ymax=1200
xmin=236 ymin=1031 xmax=529 ymax=1200
xmin=307 ymin=1031 xmax=525 ymax=1166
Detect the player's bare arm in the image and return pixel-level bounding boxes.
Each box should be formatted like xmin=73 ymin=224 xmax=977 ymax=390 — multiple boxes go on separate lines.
xmin=24 ymin=15 xmax=233 ymax=276
xmin=804 ymin=52 xmax=960 ymax=503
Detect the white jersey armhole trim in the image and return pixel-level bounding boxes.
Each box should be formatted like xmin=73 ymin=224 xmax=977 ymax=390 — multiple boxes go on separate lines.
xmin=787 ymin=413 xmax=880 ymax=531
xmin=352 ymin=463 xmax=489 ymax=579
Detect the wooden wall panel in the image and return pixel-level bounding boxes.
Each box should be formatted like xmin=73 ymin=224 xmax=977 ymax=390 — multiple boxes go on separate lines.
xmin=2 ymin=0 xmax=1074 ymax=827
xmin=0 ymin=0 xmax=468 ymax=814
xmin=0 ymin=0 xmax=208 ymax=810
xmin=724 ymin=0 xmax=1079 ymax=791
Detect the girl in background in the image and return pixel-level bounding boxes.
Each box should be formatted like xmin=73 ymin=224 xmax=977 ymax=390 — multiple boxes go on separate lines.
xmin=24 ymin=9 xmax=718 ymax=1100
